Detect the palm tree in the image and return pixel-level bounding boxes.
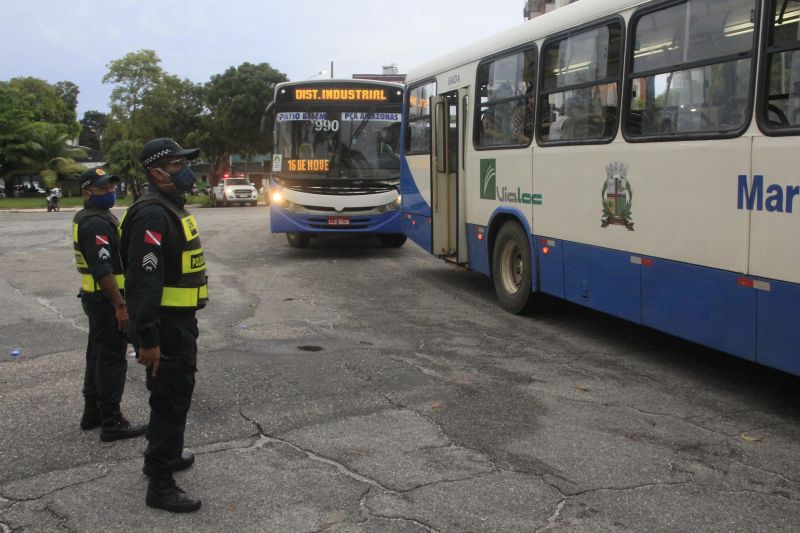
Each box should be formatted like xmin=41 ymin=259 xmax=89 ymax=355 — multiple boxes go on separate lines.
xmin=105 ymin=140 xmax=143 ymax=196
xmin=11 ymin=123 xmax=86 ymax=188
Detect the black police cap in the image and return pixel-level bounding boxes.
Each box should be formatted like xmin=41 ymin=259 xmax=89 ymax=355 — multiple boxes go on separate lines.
xmin=79 ymin=168 xmax=120 ymax=191
xmin=139 ymin=138 xmax=200 ymax=167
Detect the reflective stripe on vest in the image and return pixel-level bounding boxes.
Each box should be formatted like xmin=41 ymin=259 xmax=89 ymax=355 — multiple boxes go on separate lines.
xmin=81 ymin=273 xmax=126 ymax=293
xmin=161 ymin=284 xmax=208 ymax=307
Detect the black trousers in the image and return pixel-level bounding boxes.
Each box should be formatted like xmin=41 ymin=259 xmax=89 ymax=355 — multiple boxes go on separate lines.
xmin=81 ymin=295 xmax=128 ymax=424
xmin=142 ymin=313 xmax=198 ymax=477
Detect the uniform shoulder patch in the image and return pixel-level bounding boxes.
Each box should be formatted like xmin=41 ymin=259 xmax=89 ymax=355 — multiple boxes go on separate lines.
xmin=142 ymin=252 xmax=158 ymax=272
xmin=95 ymin=235 xmax=109 ymax=245
xmin=144 ymin=230 xmax=162 ymax=246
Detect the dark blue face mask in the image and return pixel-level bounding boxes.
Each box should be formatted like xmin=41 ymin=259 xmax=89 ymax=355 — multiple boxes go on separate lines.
xmin=89 ymin=191 xmax=116 ymax=209
xmin=164 ymin=166 xmax=197 ymax=192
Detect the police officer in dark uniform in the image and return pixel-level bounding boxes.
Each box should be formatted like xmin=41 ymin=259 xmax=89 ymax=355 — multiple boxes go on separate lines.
xmin=120 ymin=138 xmax=208 ymax=513
xmin=73 ymin=168 xmax=147 ymax=441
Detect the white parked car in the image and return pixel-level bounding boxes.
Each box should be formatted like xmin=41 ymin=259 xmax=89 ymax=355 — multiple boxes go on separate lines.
xmin=211 ymin=178 xmax=258 ymax=207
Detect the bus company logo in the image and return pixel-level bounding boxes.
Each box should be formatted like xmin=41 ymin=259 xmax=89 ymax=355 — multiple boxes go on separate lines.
xmin=480 ymin=158 xmax=543 ymax=205
xmin=480 ymin=159 xmax=496 ymax=200
xmin=601 ymin=162 xmax=634 ymax=231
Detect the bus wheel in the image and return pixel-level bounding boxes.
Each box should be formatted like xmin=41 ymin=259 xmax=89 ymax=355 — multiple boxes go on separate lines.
xmin=492 ymin=222 xmax=532 ymax=314
xmin=379 ymin=234 xmax=407 ymax=248
xmin=287 ymin=232 xmax=310 ymax=248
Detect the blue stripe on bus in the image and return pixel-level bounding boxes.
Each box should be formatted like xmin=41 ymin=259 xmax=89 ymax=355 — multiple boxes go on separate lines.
xmin=757 ymin=279 xmax=800 ymax=376
xmin=402 ymin=213 xmax=432 ymax=252
xmin=530 ymin=237 xmax=800 ymax=369
xmin=641 ymin=258 xmax=756 ymax=361
xmin=466 ymin=224 xmax=490 ymax=276
xmin=562 ymin=241 xmax=642 ymax=323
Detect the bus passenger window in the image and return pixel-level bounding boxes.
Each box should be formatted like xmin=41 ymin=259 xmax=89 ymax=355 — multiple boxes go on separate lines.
xmin=627 ymin=0 xmax=756 ymax=138
xmin=406 ymin=81 xmax=436 ymax=154
xmin=538 ymin=22 xmax=622 ymax=144
xmin=474 ymin=48 xmax=537 ymax=148
xmin=763 ymin=0 xmax=800 ymax=131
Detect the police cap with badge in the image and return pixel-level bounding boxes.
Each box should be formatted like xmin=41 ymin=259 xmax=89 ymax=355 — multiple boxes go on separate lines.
xmin=80 ymin=168 xmax=120 ymax=190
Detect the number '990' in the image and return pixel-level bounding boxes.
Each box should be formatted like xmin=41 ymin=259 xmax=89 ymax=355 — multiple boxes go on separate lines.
xmin=314 ymin=119 xmax=339 ymax=132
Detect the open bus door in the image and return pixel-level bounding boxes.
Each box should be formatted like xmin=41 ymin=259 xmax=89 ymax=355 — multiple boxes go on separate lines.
xmin=430 ymin=90 xmax=465 ymax=261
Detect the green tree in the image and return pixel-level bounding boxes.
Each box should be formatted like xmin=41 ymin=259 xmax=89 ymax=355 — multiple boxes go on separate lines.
xmin=204 ymin=62 xmax=287 ymax=158
xmin=2 ymin=77 xmax=80 ymax=138
xmin=103 ymin=49 xmax=164 ymax=140
xmin=8 ymin=122 xmax=86 ymax=187
xmin=104 ymin=139 xmax=142 ymax=195
xmin=54 ymin=81 xmax=80 ymax=114
xmin=79 ymin=110 xmax=108 ymax=151
xmin=136 ymin=74 xmax=204 ymax=142
xmin=0 ymin=85 xmax=35 ymax=174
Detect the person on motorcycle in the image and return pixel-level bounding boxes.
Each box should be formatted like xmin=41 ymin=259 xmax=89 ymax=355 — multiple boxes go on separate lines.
xmin=46 ymin=187 xmax=61 ymax=212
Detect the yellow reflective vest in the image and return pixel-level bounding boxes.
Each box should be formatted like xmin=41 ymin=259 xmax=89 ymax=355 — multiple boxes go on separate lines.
xmin=120 ymin=193 xmax=208 ymax=309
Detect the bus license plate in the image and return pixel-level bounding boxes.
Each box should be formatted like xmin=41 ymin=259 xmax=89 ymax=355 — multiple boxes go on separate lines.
xmin=328 ymin=217 xmax=350 ymax=225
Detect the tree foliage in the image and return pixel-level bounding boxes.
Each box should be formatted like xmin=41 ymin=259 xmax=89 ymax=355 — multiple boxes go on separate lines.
xmin=1 ymin=77 xmax=80 ymax=138
xmin=54 ymin=81 xmax=80 ymax=113
xmin=78 ymin=110 xmax=107 ymax=150
xmin=0 ymin=85 xmax=35 ymax=171
xmin=103 ymin=49 xmax=164 ymax=138
xmin=105 ymin=139 xmax=142 ymax=190
xmin=204 ymin=62 xmax=287 ymax=157
xmin=6 ymin=122 xmax=86 ymax=187
xmin=136 ymin=74 xmax=204 ymax=143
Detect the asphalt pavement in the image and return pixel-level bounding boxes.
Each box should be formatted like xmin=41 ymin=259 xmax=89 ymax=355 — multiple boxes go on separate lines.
xmin=1 ymin=206 xmax=799 ymax=532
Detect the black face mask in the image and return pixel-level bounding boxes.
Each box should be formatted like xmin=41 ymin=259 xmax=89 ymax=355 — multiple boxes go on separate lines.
xmin=161 ymin=167 xmax=197 ymax=192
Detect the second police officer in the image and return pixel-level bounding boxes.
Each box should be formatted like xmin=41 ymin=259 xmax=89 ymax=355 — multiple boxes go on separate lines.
xmin=120 ymin=138 xmax=208 ymax=513
xmin=73 ymin=168 xmax=146 ymax=442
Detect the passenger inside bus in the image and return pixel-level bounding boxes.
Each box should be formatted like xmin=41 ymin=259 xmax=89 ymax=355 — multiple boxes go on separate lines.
xmin=479 ymin=111 xmax=505 ymax=145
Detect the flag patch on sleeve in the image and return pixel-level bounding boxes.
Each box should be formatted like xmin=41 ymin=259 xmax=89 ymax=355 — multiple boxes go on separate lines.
xmin=144 ymin=230 xmax=162 ymax=246
xmin=95 ymin=235 xmax=109 ymax=245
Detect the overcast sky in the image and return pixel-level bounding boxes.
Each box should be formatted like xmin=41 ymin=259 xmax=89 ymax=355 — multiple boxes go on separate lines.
xmin=0 ymin=0 xmax=524 ymax=118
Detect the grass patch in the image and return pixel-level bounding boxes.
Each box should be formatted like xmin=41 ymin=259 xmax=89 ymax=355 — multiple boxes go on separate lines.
xmin=0 ymin=196 xmax=135 ymax=210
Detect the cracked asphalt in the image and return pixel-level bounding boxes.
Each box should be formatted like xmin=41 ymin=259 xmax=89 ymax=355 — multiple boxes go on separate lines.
xmin=1 ymin=206 xmax=800 ymax=532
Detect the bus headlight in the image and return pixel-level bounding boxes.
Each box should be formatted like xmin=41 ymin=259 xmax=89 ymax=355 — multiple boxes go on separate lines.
xmin=378 ymin=197 xmax=402 ymax=213
xmin=271 ymin=191 xmax=285 ymax=206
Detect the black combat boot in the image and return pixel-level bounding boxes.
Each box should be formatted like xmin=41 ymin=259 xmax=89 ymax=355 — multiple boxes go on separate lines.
xmin=79 ymin=404 xmax=102 ymax=430
xmin=99 ymin=414 xmax=147 ymax=442
xmin=146 ymin=475 xmax=202 ymax=513
xmin=142 ymin=450 xmax=195 ymax=476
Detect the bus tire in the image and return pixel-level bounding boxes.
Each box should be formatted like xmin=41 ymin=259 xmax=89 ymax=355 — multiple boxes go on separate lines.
xmin=492 ymin=222 xmax=533 ymax=314
xmin=287 ymin=232 xmax=310 ymax=248
xmin=379 ymin=234 xmax=406 ymax=248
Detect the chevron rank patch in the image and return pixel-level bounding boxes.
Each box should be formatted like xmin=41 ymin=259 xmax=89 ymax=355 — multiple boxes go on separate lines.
xmin=98 ymin=247 xmax=110 ymax=260
xmin=142 ymin=252 xmax=158 ymax=272
xmin=144 ymin=230 xmax=162 ymax=246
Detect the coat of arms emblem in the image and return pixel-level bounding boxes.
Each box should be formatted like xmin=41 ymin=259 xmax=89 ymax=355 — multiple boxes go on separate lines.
xmin=601 ymin=162 xmax=634 ymax=230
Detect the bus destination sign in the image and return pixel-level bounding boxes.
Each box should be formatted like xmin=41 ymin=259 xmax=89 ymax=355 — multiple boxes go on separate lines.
xmin=276 ymin=84 xmax=403 ymax=105
xmin=295 ymin=88 xmax=387 ymax=101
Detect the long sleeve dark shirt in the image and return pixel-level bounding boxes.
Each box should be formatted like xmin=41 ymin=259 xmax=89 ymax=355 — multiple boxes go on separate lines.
xmin=76 ymin=205 xmax=119 ymax=294
xmin=123 ymin=191 xmax=188 ymax=349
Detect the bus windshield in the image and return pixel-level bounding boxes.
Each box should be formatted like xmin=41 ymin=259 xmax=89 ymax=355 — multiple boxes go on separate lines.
xmin=275 ymin=110 xmax=401 ymax=180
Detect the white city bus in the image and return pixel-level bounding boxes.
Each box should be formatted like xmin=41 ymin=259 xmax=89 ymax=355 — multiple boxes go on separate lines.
xmin=266 ymin=80 xmax=406 ymax=248
xmin=400 ymin=0 xmax=800 ymax=375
